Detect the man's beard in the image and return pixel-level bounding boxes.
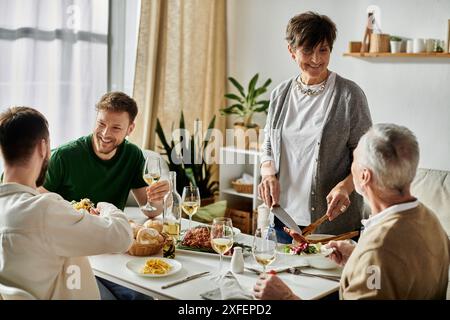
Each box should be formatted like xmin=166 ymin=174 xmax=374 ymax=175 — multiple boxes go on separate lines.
xmin=36 ymin=158 xmax=49 ymax=187
xmin=94 ymin=134 xmax=122 ymax=155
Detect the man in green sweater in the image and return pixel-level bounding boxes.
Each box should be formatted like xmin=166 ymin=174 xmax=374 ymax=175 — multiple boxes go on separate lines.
xmin=40 ymin=91 xmax=168 ymax=214
xmin=254 ymin=123 xmax=449 ymax=300
xmin=40 ymin=91 xmax=169 ymax=300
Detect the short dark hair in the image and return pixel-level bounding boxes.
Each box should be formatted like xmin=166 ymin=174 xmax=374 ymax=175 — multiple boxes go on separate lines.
xmin=0 ymin=107 xmax=49 ymax=165
xmin=95 ymin=92 xmax=138 ymax=123
xmin=286 ymin=11 xmax=337 ymax=51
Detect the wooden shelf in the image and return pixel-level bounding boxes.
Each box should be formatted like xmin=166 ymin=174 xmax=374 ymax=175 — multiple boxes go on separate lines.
xmin=221 ymin=188 xmax=254 ymax=199
xmin=221 ymin=146 xmax=260 ymax=156
xmin=343 ymin=52 xmax=450 ymax=58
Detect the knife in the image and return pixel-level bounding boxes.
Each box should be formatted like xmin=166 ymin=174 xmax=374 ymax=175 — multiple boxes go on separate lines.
xmin=161 ymin=271 xmax=210 ymax=289
xmin=271 ymin=205 xmax=303 ymax=235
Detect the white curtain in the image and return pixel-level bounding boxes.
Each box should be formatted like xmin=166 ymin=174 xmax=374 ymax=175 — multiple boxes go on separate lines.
xmin=0 ymin=0 xmax=108 ymax=150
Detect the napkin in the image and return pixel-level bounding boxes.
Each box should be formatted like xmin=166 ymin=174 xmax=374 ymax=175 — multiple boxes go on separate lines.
xmin=200 ymin=272 xmax=254 ymax=300
xmin=236 ymin=173 xmax=253 ymax=184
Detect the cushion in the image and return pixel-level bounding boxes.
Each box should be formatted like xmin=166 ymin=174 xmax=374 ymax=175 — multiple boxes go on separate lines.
xmin=192 ymin=200 xmax=227 ymax=224
xmin=411 ymin=168 xmax=450 ymax=236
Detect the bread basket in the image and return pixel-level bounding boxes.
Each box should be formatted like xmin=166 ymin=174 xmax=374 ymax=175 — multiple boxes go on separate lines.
xmin=231 ymin=180 xmax=253 ymax=194
xmin=127 ymin=240 xmax=164 ymax=256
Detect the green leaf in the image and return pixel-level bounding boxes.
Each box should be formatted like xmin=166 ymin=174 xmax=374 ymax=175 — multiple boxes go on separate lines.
xmin=255 ymin=100 xmax=270 ymax=106
xmin=203 ymin=115 xmax=216 ymax=149
xmin=253 ymin=105 xmax=269 ymax=113
xmin=247 ymin=73 xmax=259 ymax=103
xmin=155 ymin=119 xmax=172 ymax=154
xmin=228 ymin=77 xmax=246 ymax=98
xmin=179 ymin=111 xmax=185 ymax=130
xmin=220 ymin=104 xmax=244 ymax=116
xmin=224 ymin=93 xmax=244 ymax=103
xmin=253 ymin=87 xmax=268 ymax=98
xmin=262 ymin=78 xmax=272 ymax=88
xmin=248 ymin=73 xmax=259 ymax=93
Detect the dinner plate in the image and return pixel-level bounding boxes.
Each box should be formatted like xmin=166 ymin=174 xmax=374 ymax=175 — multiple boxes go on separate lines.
xmin=276 ymin=238 xmax=339 ymax=270
xmin=126 ymin=257 xmax=182 ymax=277
xmin=176 ymin=243 xmax=252 ymax=259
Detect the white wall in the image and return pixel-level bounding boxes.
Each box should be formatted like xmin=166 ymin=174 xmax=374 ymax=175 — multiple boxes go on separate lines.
xmin=227 ymin=0 xmax=450 ymax=171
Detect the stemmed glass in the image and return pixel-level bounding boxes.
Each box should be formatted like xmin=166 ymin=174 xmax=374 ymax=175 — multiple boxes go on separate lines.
xmin=210 ymin=217 xmax=234 ymax=279
xmin=141 ymin=156 xmax=161 ymax=211
xmin=181 ymin=185 xmax=201 ymax=230
xmin=252 ymin=227 xmax=277 ymax=274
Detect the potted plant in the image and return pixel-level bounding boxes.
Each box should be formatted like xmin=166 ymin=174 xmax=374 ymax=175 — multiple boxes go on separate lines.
xmin=155 ymin=112 xmax=219 ymax=206
xmin=220 ymin=74 xmax=271 ymax=149
xmin=390 ymin=36 xmax=402 ymax=53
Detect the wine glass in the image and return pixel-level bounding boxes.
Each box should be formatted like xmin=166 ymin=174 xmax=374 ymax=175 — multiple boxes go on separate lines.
xmin=210 ymin=217 xmax=234 ymax=279
xmin=141 ymin=156 xmax=161 ymax=211
xmin=181 ymin=185 xmax=200 ymax=230
xmin=252 ymin=227 xmax=277 ymax=274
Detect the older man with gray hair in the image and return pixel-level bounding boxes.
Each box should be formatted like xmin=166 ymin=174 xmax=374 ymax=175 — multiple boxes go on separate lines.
xmin=254 ymin=123 xmax=449 ymax=300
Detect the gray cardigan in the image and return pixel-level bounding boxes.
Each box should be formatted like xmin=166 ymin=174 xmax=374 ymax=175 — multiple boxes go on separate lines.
xmin=261 ymin=74 xmax=372 ymax=235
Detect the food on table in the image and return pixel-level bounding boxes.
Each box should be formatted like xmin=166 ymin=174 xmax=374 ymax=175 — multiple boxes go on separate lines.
xmin=181 ymin=226 xmax=212 ymax=249
xmin=143 ymin=219 xmax=163 ymax=233
xmin=282 ymin=242 xmax=322 ymax=255
xmin=127 ymin=220 xmax=166 ymax=256
xmin=129 ymin=220 xmax=144 ymax=238
xmin=140 ymin=258 xmax=172 ymax=275
xmin=71 ymin=198 xmax=95 ymax=212
xmin=136 ymin=227 xmax=165 ymax=246
xmin=179 ymin=226 xmax=250 ymax=256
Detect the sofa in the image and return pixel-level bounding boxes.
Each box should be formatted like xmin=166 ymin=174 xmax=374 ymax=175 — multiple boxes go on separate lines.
xmin=410 ymin=168 xmax=450 ymax=299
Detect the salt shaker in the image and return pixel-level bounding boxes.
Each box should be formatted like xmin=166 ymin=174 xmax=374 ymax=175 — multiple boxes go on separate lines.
xmin=231 ymin=247 xmax=245 ymax=273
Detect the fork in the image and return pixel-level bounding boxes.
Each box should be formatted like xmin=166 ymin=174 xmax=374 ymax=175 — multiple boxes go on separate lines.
xmin=288 ymin=268 xmax=341 ymax=282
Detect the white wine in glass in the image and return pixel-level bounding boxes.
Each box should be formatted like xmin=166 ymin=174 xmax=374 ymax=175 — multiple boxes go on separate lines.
xmin=210 ymin=217 xmax=234 ymax=279
xmin=141 ymin=156 xmax=161 ymax=211
xmin=253 ymin=227 xmax=277 ymax=274
xmin=181 ymin=185 xmax=200 ymax=230
xmin=211 ymin=237 xmax=233 ymax=255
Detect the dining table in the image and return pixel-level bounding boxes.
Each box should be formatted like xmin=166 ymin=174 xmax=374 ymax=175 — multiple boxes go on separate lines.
xmin=88 ymin=207 xmax=342 ymax=300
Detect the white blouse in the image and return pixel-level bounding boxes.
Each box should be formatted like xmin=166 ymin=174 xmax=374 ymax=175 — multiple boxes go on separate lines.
xmin=278 ymin=72 xmax=336 ymax=225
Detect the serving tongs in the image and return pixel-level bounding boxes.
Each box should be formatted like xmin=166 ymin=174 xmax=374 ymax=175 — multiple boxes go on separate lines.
xmin=306 ymin=230 xmax=359 ymax=244
xmin=286 ymin=212 xmax=359 ymax=244
xmin=302 ymin=213 xmax=329 ymax=236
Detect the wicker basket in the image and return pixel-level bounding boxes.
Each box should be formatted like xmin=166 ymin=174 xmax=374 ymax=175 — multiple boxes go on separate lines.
xmin=231 ymin=180 xmax=253 ymax=194
xmin=127 ymin=240 xmax=164 ymax=256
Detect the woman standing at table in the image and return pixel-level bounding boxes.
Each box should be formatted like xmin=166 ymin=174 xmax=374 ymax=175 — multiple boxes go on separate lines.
xmin=258 ymin=12 xmax=372 ymax=243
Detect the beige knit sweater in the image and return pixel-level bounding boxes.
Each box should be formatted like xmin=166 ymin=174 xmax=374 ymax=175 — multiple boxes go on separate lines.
xmin=340 ymin=203 xmax=449 ymax=299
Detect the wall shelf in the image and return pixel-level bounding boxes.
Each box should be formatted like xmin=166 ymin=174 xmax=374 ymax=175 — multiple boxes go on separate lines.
xmin=343 ymin=52 xmax=450 ymax=58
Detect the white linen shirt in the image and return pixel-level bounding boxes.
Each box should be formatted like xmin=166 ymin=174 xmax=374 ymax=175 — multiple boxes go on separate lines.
xmin=0 ymin=183 xmax=133 ymax=300
xmin=278 ymin=72 xmax=336 ymax=225
xmin=361 ymin=199 xmax=420 ymax=232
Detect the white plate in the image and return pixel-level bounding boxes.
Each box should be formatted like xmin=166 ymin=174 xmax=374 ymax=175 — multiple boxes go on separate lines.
xmin=176 ymin=246 xmax=252 ymax=259
xmin=276 ymin=240 xmax=339 ymax=270
xmin=126 ymin=257 xmax=182 ymax=277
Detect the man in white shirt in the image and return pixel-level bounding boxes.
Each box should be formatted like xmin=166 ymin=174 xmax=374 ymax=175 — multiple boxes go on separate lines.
xmin=0 ymin=107 xmax=133 ymax=299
